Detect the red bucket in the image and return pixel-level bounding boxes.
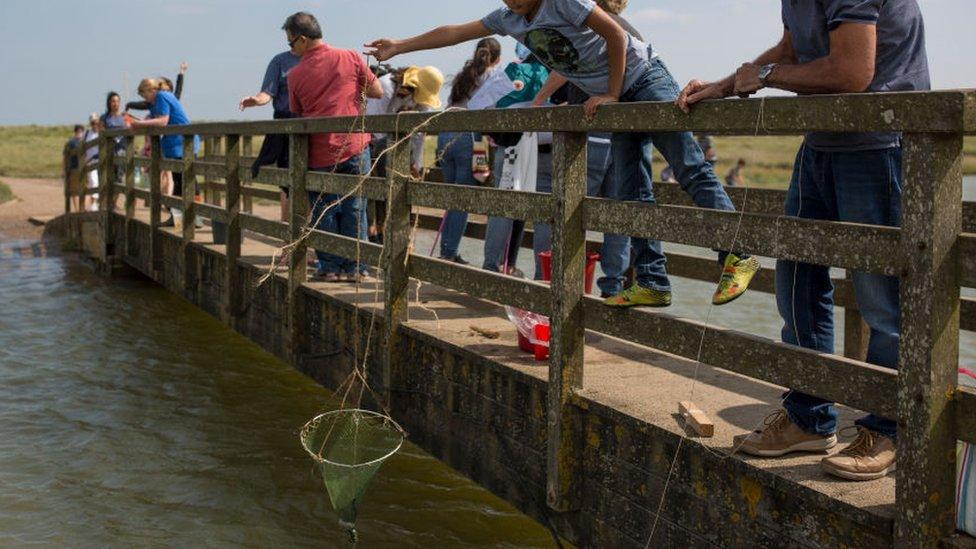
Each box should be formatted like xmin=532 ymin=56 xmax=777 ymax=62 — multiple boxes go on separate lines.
xmin=537 ymin=251 xmax=600 ymax=294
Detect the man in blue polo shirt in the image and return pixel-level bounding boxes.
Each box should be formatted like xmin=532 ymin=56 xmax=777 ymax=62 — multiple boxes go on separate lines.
xmin=677 ymin=0 xmax=929 ymax=481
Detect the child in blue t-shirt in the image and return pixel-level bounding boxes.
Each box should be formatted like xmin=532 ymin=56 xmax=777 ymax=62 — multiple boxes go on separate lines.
xmin=365 ymin=0 xmax=760 ymax=307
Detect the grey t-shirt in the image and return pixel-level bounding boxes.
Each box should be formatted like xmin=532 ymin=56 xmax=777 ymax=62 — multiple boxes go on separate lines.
xmin=261 ymin=51 xmax=302 ymax=114
xmin=481 ymin=0 xmax=651 ymax=98
xmin=782 ymin=0 xmax=930 ymax=151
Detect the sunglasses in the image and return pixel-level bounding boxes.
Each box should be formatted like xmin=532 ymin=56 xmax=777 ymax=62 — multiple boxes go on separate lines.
xmin=288 ymin=35 xmax=306 ymax=48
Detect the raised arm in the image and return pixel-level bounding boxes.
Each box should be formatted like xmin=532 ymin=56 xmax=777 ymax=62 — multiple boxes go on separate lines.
xmin=174 ymin=62 xmax=187 ymax=99
xmin=125 ymin=100 xmax=151 ymax=112
xmin=581 ymin=6 xmax=628 ymax=119
xmin=129 ymin=115 xmax=170 ymax=128
xmin=365 ymin=20 xmax=491 ymax=62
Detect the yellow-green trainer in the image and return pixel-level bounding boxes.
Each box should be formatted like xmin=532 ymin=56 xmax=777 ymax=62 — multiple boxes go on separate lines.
xmin=602 ymin=285 xmax=672 ymax=308
xmin=712 ymin=254 xmax=760 ymax=305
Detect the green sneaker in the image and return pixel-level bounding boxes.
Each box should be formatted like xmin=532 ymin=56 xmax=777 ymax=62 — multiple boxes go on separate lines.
xmin=712 ymin=253 xmax=760 ymax=305
xmin=602 ymin=285 xmax=672 ymax=308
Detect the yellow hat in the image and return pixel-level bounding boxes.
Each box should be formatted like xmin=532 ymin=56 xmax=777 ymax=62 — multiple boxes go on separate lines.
xmin=402 ymin=66 xmax=444 ymax=109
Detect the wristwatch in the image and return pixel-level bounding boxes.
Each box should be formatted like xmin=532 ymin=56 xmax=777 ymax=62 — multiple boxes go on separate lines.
xmin=758 ymin=63 xmax=778 ymax=88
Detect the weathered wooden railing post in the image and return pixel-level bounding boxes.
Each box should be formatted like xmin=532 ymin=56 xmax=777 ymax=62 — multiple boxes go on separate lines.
xmin=242 ymin=136 xmax=253 ymax=214
xmin=287 ymin=134 xmax=309 ymax=364
xmin=181 ymin=136 xmax=198 ymax=294
xmin=97 ymin=136 xmax=114 ymax=264
xmin=149 ymin=135 xmax=162 ymax=275
xmin=381 ymin=133 xmax=412 ymax=404
xmin=546 ymin=131 xmax=588 ymax=512
xmin=224 ymin=134 xmax=242 ymax=322
xmin=895 ymin=132 xmax=962 ymax=545
xmin=123 ymin=136 xmax=135 ymax=257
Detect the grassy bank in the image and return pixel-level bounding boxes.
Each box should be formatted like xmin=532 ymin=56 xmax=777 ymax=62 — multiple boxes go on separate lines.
xmin=3 ymin=124 xmax=974 ymax=188
xmin=0 ymin=180 xmax=13 ymax=204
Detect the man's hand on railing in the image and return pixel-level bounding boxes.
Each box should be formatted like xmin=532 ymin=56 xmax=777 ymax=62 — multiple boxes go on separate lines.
xmin=676 ymin=79 xmax=731 ymax=114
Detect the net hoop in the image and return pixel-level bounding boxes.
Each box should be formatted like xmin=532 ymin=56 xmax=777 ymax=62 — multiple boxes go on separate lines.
xmin=300 ymin=409 xmax=405 ymax=469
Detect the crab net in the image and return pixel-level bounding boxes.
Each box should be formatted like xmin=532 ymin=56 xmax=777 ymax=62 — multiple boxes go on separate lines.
xmin=300 ymin=409 xmax=404 ymax=536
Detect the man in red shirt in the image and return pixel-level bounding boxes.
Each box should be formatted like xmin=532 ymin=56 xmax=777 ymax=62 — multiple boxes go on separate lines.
xmin=285 ymin=12 xmax=383 ymax=282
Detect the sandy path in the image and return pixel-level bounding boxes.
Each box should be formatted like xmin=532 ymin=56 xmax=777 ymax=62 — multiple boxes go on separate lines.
xmin=0 ymin=178 xmax=65 ymax=241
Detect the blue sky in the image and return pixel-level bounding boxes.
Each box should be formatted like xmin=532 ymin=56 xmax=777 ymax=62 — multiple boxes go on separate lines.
xmin=0 ymin=0 xmax=972 ymax=126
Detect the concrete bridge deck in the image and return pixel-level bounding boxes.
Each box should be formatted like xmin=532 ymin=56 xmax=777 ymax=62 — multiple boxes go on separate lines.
xmin=74 ymin=204 xmax=899 ymax=546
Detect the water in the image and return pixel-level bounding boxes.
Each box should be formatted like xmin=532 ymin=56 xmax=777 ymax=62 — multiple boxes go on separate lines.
xmin=0 ymin=241 xmax=555 ymax=547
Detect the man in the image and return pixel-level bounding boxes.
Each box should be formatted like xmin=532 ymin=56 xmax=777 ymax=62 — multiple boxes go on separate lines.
xmin=239 ymin=39 xmax=302 ymax=222
xmin=677 ymin=0 xmax=929 ymax=480
xmin=62 ymin=125 xmax=85 ymax=212
xmin=285 ymin=12 xmax=383 ymax=282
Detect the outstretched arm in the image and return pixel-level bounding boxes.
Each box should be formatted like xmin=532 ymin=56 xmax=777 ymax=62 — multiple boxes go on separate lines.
xmin=365 ymin=20 xmax=491 ymax=62
xmin=130 ymin=115 xmax=170 ymax=128
xmin=582 ymin=5 xmax=628 ymax=119
xmin=533 ymin=72 xmax=569 ymax=106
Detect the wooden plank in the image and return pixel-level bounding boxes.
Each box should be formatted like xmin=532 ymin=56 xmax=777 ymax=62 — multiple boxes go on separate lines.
xmin=159 ymin=194 xmax=182 ymax=210
xmin=243 ymin=165 xmax=290 ymax=187
xmin=97 ymin=136 xmax=113 ymax=261
xmin=132 ymin=188 xmax=150 ymax=201
xmin=306 ymin=229 xmax=383 ymax=268
xmin=287 ymin=135 xmax=309 ymax=363
xmin=195 ymin=202 xmax=228 ymax=224
xmin=181 ymin=136 xmax=197 ymax=258
xmin=307 ymin=172 xmax=388 ymax=201
xmin=408 ymin=255 xmax=551 ymax=315
xmin=409 ymin=181 xmax=552 ymax=222
xmin=546 ymin=132 xmax=588 ymax=512
xmin=382 ymin=132 xmax=412 ymax=403
xmin=895 ymin=133 xmax=963 ymax=545
xmin=958 ymin=386 xmax=976 ymax=445
xmin=583 ymin=298 xmax=899 ymax=419
xmin=160 ymin=159 xmax=182 ymax=173
xmin=149 ymin=137 xmax=162 ymax=274
xmin=240 ymin=213 xmax=289 ymax=241
xmin=124 ymin=136 xmax=136 ymax=258
xmin=195 ymin=161 xmax=226 ymax=179
xmin=101 ymin=90 xmax=976 ymax=137
xmin=585 ymin=198 xmax=903 ymax=276
xmin=678 ymin=401 xmax=715 ymax=437
xmin=224 ymin=135 xmax=242 ymax=321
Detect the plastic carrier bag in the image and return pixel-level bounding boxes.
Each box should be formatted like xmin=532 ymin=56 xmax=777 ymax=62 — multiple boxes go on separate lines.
xmin=958 ymin=368 xmax=976 ymax=536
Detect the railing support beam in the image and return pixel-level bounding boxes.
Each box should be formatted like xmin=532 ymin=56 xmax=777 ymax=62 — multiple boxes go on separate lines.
xmin=287 ymin=135 xmax=309 ymax=364
xmin=224 ymin=135 xmax=242 ymax=322
xmin=98 ymin=136 xmax=114 ymax=264
xmin=895 ymin=132 xmax=962 ymax=545
xmin=381 ymin=133 xmax=412 ymax=405
xmin=149 ymin=136 xmax=162 ymax=275
xmin=546 ymin=131 xmax=588 ymax=512
xmin=181 ymin=135 xmax=197 ymax=295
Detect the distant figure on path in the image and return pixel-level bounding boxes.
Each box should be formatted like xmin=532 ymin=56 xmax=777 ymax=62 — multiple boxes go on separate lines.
xmin=83 ymin=114 xmax=101 ymax=212
xmin=62 ymin=125 xmax=85 ymax=212
xmin=725 ymin=158 xmax=746 ymax=187
xmin=678 ymin=0 xmax=930 ymax=481
xmin=101 ymin=92 xmax=128 ymax=184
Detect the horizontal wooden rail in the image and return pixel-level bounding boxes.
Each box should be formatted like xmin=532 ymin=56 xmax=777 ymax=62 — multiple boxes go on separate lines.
xmin=200 ymin=181 xmax=280 ymax=201
xmin=307 ymin=173 xmax=389 ymax=201
xmin=408 ymin=255 xmax=552 ymax=315
xmin=582 ymin=297 xmax=898 ymax=419
xmin=963 ymin=297 xmax=976 ymax=332
xmin=245 ymin=165 xmax=290 ymax=187
xmin=240 ymin=213 xmax=289 ymax=241
xmin=410 ymin=181 xmax=554 ymax=222
xmin=195 ymin=203 xmax=228 ymax=224
xmin=160 ymin=194 xmax=181 ymax=211
xmin=959 ymin=387 xmax=976 ymax=445
xmin=586 ymin=197 xmax=903 ymax=275
xmin=306 ymin=229 xmax=383 ymax=268
xmin=102 ymin=90 xmax=976 ymax=137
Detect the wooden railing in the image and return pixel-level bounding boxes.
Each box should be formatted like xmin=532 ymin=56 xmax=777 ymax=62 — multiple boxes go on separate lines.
xmin=77 ymin=89 xmax=976 ymax=546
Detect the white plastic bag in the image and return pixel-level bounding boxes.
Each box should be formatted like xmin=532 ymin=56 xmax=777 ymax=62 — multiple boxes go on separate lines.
xmin=497 ymin=132 xmax=538 ymax=193
xmin=504 ymin=305 xmax=549 ymax=347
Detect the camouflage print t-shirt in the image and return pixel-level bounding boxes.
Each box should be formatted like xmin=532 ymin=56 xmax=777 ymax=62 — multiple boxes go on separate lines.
xmin=481 ymin=0 xmax=651 ymax=97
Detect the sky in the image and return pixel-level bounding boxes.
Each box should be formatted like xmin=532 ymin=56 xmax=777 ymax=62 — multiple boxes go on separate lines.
xmin=0 ymin=0 xmax=973 ymax=126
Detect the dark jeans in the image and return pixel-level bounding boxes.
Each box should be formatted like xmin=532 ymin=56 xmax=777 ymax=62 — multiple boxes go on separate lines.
xmin=612 ymin=58 xmax=738 ymax=291
xmin=308 ymin=149 xmax=371 ymax=275
xmin=437 ymin=132 xmax=478 ymax=258
xmin=779 ymin=145 xmax=902 ymax=441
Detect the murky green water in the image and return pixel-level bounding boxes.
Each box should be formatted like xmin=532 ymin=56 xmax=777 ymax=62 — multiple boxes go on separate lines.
xmin=0 ymin=240 xmax=555 ymax=547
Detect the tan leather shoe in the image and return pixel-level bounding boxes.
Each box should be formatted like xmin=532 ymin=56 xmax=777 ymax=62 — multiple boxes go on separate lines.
xmin=733 ymin=409 xmax=837 ymax=457
xmin=821 ymin=426 xmax=895 ymax=481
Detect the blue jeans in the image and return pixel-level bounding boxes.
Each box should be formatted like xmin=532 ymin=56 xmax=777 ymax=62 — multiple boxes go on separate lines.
xmin=779 ymin=145 xmax=902 ymax=440
xmin=437 ymin=132 xmax=478 ymax=258
xmin=612 ymin=58 xmax=737 ymax=292
xmin=588 ymin=135 xmax=654 ymax=296
xmin=483 ymin=150 xmax=553 ymax=280
xmin=308 ymin=149 xmax=371 ymax=275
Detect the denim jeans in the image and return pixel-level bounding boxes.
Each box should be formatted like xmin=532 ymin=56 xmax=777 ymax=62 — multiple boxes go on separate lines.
xmin=588 ymin=135 xmax=654 ymax=296
xmin=612 ymin=58 xmax=737 ymax=292
xmin=436 ymin=132 xmax=478 ymax=258
xmin=779 ymin=145 xmax=902 ymax=440
xmin=308 ymin=149 xmax=371 ymax=275
xmin=483 ymin=150 xmax=553 ymax=280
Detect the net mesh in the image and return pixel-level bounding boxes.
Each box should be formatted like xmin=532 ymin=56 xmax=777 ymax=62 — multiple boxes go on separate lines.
xmin=300 ymin=409 xmax=404 ymax=530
